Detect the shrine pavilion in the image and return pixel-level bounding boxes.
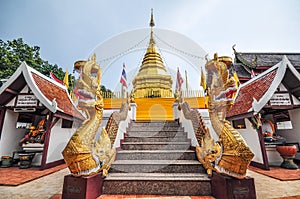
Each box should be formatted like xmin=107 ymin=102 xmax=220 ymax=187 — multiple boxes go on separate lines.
xmin=227 ymin=56 xmax=300 ymax=170
xmin=0 ymin=62 xmax=84 ymax=169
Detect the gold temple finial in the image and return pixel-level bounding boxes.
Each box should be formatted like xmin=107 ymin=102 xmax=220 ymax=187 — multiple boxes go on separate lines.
xmin=149 ymin=8 xmax=155 ymax=27
xmin=214 ymin=53 xmax=218 ymax=62
xmin=149 ymin=9 xmax=155 ymax=45
xmin=92 ymin=53 xmax=96 ymax=62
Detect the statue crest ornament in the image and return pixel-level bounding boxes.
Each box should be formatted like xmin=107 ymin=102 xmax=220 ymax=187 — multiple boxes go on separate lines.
xmin=196 ymin=53 xmax=254 ymax=179
xmin=62 ymin=54 xmax=116 ymax=176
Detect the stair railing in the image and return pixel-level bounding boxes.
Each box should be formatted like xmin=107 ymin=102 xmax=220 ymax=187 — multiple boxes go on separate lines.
xmin=178 ymin=102 xmax=208 ymax=147
xmin=105 ymin=102 xmax=132 ymax=149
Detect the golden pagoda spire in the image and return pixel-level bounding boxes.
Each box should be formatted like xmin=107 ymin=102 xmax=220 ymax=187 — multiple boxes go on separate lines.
xmin=132 ymin=9 xmax=173 ymax=98
xmin=148 ymin=9 xmax=156 ymax=52
xmin=150 ymin=8 xmax=155 ymax=28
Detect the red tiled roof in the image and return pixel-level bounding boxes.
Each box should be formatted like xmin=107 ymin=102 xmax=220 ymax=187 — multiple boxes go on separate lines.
xmin=31 ymin=73 xmax=84 ymax=120
xmin=227 ymin=69 xmax=278 ymax=118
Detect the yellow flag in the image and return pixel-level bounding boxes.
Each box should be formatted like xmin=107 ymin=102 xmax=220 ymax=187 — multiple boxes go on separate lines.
xmin=63 ymin=70 xmax=69 ymax=88
xmin=233 ymin=71 xmax=240 ymax=89
xmin=200 ymin=68 xmax=206 ymax=91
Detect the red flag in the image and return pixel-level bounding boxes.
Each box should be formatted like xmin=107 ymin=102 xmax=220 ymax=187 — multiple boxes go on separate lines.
xmin=176 ymin=68 xmax=184 ymax=92
xmin=251 ymin=70 xmax=255 ymax=78
xmin=120 ymin=63 xmax=127 ymax=87
xmin=50 ymin=71 xmax=63 ymax=84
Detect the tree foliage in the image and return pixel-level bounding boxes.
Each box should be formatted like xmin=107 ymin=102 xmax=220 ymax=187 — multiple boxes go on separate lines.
xmin=0 ymin=38 xmax=75 ymax=87
xmin=100 ymin=85 xmax=112 ymax=98
xmin=0 ymin=38 xmax=113 ymax=93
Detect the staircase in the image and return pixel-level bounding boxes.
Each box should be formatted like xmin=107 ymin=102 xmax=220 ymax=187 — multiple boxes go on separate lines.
xmin=103 ymin=121 xmax=211 ymax=196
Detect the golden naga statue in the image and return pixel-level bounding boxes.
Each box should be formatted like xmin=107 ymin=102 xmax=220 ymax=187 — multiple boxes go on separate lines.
xmin=62 ymin=54 xmax=116 ymax=176
xmin=196 ymin=53 xmax=254 ymax=179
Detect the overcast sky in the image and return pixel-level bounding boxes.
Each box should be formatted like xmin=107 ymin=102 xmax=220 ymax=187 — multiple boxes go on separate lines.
xmin=1 ymin=0 xmax=300 ymax=90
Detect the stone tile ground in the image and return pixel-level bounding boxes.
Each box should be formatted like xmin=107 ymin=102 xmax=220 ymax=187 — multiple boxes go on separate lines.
xmin=0 ymin=168 xmax=299 ymax=199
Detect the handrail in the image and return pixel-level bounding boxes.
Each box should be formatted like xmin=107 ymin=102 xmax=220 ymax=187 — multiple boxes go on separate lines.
xmin=180 ymin=102 xmax=208 ymax=147
xmin=105 ymin=102 xmax=130 ymax=147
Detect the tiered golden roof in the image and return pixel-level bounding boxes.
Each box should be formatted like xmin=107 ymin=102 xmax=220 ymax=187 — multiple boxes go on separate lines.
xmin=132 ymin=10 xmax=173 ymax=98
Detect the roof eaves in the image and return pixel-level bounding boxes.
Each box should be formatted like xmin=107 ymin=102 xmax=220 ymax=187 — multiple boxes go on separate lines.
xmin=236 ymin=53 xmax=256 ymax=69
xmin=285 ymin=55 xmax=300 ymax=81
xmin=226 ymin=111 xmax=254 ymax=121
xmin=0 ymin=62 xmax=25 ymax=95
xmin=21 ymin=62 xmax=60 ymax=113
xmin=251 ymin=57 xmax=287 ymax=114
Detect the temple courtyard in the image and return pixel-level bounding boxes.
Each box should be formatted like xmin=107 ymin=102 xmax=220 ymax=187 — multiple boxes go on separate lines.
xmin=0 ymin=165 xmax=299 ymax=199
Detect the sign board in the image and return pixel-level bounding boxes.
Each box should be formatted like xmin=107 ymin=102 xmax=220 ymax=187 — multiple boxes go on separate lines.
xmin=276 ymin=121 xmax=293 ymax=130
xmin=270 ymin=93 xmax=291 ymax=106
xmin=16 ymin=95 xmax=38 ymax=107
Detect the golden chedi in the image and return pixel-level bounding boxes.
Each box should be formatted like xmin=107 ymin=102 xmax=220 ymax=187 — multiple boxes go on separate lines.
xmin=132 ymin=10 xmax=173 ymax=98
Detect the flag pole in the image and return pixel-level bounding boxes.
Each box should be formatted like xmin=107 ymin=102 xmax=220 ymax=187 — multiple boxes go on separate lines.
xmin=122 ymin=84 xmax=124 ymax=103
xmin=185 ymin=70 xmax=188 ymax=91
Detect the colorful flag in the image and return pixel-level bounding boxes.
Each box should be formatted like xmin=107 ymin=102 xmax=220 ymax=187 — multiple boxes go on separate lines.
xmin=200 ymin=67 xmax=206 ymax=91
xmin=175 ymin=68 xmax=184 ymax=92
xmin=233 ymin=71 xmax=240 ymax=88
xmin=251 ymin=69 xmax=255 ymax=78
xmin=63 ymin=70 xmax=69 ymax=88
xmin=120 ymin=63 xmax=127 ymax=88
xmin=50 ymin=71 xmax=63 ymax=84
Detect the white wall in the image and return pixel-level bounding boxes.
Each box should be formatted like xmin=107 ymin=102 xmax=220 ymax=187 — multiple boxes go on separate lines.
xmin=179 ymin=110 xmax=198 ymax=147
xmin=236 ymin=119 xmax=264 ymax=164
xmin=276 ymin=108 xmax=300 ymax=159
xmin=276 ymin=109 xmax=300 ymax=143
xmin=0 ymin=110 xmax=24 ymax=157
xmin=46 ymin=118 xmax=77 ymax=163
xmin=113 ymin=112 xmax=130 ymax=149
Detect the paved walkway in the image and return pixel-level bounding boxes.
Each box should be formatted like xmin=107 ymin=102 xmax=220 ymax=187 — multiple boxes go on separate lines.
xmin=0 ymin=168 xmax=300 ymax=199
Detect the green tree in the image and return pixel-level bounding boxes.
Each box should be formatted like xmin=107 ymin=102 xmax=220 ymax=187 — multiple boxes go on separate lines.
xmin=100 ymin=85 xmax=112 ymax=98
xmin=0 ymin=38 xmax=72 ymax=86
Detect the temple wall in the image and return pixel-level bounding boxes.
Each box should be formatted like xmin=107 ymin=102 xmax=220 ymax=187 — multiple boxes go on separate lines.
xmin=0 ymin=110 xmax=24 ymax=157
xmin=0 ymin=110 xmax=26 ymax=156
xmin=236 ymin=119 xmax=264 ymax=164
xmin=46 ymin=118 xmax=76 ymax=164
xmin=276 ymin=108 xmax=300 ymax=159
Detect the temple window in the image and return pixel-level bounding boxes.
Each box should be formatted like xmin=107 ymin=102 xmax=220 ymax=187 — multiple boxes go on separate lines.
xmin=232 ymin=119 xmax=246 ymax=129
xmin=62 ymin=119 xmax=73 ymax=128
xmin=16 ymin=113 xmax=33 ymax=129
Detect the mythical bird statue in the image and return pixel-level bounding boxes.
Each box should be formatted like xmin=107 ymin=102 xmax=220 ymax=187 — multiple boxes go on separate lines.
xmin=196 ymin=53 xmax=254 ymax=179
xmin=62 ymin=54 xmax=116 ymax=176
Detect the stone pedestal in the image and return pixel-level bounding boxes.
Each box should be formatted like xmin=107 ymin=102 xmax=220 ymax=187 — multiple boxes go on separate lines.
xmin=62 ymin=172 xmax=103 ymax=199
xmin=211 ymin=172 xmax=256 ymax=199
xmin=276 ymin=145 xmax=298 ymax=169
